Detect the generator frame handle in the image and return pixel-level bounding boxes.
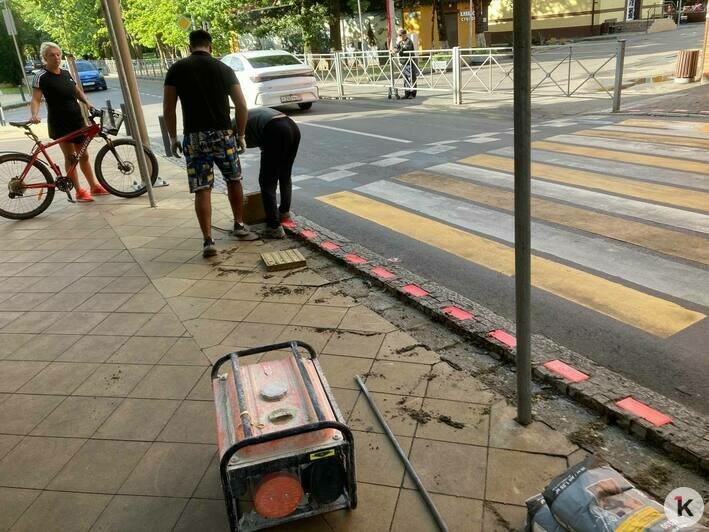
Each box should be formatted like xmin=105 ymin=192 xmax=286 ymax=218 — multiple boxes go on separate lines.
xmin=211 ymin=340 xmax=318 ymax=379
xmin=219 ymin=420 xmax=358 ymax=531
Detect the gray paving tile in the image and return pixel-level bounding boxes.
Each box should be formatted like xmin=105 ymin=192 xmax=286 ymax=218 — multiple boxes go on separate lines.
xmin=0 ymin=361 xmax=48 ymax=392
xmin=0 ymin=487 xmax=41 ymax=532
xmin=116 ymin=293 xmax=166 ymax=313
xmin=49 ymin=439 xmax=150 ymax=493
xmin=0 ymin=436 xmax=85 ymax=489
xmin=174 ymin=498 xmax=229 ymax=532
xmin=10 ymin=490 xmax=111 ymax=532
xmin=0 ymin=292 xmax=52 ymax=312
xmin=134 ymin=312 xmax=186 ymax=337
xmin=158 ymin=338 xmax=209 ymax=366
xmin=119 ymin=442 xmax=215 ymax=497
xmin=57 ymin=335 xmax=128 ymax=363
xmin=99 ymin=276 xmax=150 ymax=294
xmin=0 ymin=312 xmax=64 ymax=334
xmin=192 ymin=453 xmax=222 ymax=499
xmin=158 ymin=401 xmax=217 ymax=444
xmin=33 ymin=291 xmax=94 ymax=312
xmin=18 ymin=362 xmax=100 ymax=395
xmin=90 ymin=495 xmax=187 ymax=532
xmin=6 ymin=334 xmax=82 ymax=362
xmin=73 ymin=364 xmax=152 ymax=397
xmin=108 ymin=336 xmax=177 ymax=364
xmin=75 ymin=293 xmax=133 ymax=312
xmin=0 ymin=334 xmax=35 ymax=358
xmin=89 ymin=313 xmax=153 ymax=336
xmin=0 ymin=434 xmax=22 ymax=460
xmin=0 ymin=394 xmax=65 ymax=434
xmin=31 ymin=396 xmax=122 ymax=437
xmin=44 ymin=312 xmax=110 ymax=335
xmin=128 ymin=365 xmax=204 ymax=400
xmin=94 ymin=398 xmax=180 ymax=441
xmin=186 ymin=369 xmax=213 ymax=401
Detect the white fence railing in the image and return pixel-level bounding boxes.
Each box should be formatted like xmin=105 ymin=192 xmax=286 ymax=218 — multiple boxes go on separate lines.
xmin=97 ymin=41 xmax=626 ymax=107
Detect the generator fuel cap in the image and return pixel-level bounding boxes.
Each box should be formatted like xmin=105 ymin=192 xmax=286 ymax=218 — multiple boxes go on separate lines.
xmin=260 ymin=382 xmax=288 ymax=401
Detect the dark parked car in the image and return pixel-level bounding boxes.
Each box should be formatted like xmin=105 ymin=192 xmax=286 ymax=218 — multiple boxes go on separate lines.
xmin=75 ymin=60 xmax=107 ymax=91
xmin=24 ymin=60 xmax=43 ymax=74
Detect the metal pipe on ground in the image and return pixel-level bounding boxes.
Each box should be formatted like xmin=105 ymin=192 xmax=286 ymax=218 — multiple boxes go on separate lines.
xmin=354 ymin=375 xmax=449 ymax=532
xmin=100 ymin=0 xmax=156 ymax=207
xmin=513 ymin=0 xmax=532 ymax=426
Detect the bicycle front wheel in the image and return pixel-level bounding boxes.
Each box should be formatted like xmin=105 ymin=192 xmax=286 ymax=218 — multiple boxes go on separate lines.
xmin=94 ymin=138 xmax=159 ymax=198
xmin=0 ymin=153 xmax=55 ymax=220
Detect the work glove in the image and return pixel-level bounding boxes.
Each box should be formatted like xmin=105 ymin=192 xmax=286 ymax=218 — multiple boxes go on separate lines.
xmin=236 ymin=134 xmax=246 ymax=154
xmin=169 ymin=136 xmax=183 ymax=158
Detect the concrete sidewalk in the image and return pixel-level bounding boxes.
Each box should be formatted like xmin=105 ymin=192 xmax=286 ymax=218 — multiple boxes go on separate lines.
xmin=0 ymin=135 xmax=588 ymax=531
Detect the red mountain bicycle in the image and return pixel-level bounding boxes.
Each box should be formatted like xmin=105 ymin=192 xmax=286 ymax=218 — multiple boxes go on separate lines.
xmin=0 ymin=108 xmax=158 ymax=220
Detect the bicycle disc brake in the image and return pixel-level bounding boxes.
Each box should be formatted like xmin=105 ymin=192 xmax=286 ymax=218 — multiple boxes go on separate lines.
xmin=55 ymin=176 xmax=74 ymax=192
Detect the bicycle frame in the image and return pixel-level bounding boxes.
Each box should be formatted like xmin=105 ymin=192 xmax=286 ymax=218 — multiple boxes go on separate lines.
xmin=19 ymin=121 xmax=102 ymax=192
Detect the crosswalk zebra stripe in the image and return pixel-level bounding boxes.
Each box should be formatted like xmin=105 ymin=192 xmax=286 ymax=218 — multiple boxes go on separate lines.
xmin=492 ymin=146 xmax=709 ymax=191
xmin=532 ymin=141 xmax=709 ymax=175
xmin=396 ymin=171 xmax=709 ymax=265
xmin=357 ymin=180 xmax=709 ymax=307
xmin=462 ymin=154 xmax=709 ymax=212
xmin=619 ymin=118 xmax=709 ymax=134
xmin=546 ymin=134 xmax=709 ymax=163
xmin=430 ymin=162 xmax=709 ymax=234
xmin=598 ymin=124 xmax=709 ymax=141
xmin=317 ymin=190 xmax=705 ymax=337
xmin=573 ymin=128 xmax=709 ymax=150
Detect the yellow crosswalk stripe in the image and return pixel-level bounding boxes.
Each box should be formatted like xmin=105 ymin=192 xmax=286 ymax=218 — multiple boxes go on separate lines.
xmin=462 ymin=154 xmax=709 ymax=212
xmin=532 ymin=140 xmax=709 ymax=175
xmin=575 ymin=128 xmax=709 ymax=150
xmin=395 ymin=171 xmax=709 ymax=265
xmin=318 ymin=191 xmax=704 ymax=337
xmin=619 ymin=118 xmax=709 ymax=134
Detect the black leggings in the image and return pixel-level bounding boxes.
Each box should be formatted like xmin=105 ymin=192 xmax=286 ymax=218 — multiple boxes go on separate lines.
xmin=259 ymin=117 xmax=301 ymax=228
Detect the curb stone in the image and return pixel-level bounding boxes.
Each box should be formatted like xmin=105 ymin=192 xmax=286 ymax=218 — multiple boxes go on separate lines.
xmin=284 ymin=214 xmax=709 ymax=474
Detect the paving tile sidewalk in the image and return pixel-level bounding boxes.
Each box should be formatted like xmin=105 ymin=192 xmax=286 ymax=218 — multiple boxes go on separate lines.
xmin=0 ymin=138 xmax=584 ymax=531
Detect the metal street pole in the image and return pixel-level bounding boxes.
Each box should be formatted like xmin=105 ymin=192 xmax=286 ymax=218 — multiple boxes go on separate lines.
xmin=469 ymin=0 xmax=474 ymax=48
xmin=513 ymin=0 xmax=532 ymax=426
xmin=385 ymin=0 xmax=396 ymax=50
xmin=2 ymin=0 xmax=30 ymax=93
xmin=356 ymin=0 xmax=366 ymax=56
xmin=100 ymin=0 xmax=156 ymax=207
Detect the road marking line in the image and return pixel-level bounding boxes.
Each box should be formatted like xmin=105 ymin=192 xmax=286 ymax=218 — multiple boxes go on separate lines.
xmin=360 ymin=179 xmax=709 ymax=306
xmin=396 ymin=171 xmax=709 ymax=265
xmin=598 ymin=124 xmax=709 ymax=141
xmin=317 ymin=191 xmax=704 ymax=337
xmin=533 ymin=140 xmax=709 ymax=175
xmin=619 ymin=118 xmax=709 ymax=133
xmin=434 ymin=162 xmax=709 ymax=234
xmin=493 ymin=145 xmax=709 ymax=190
xmin=462 ymin=154 xmax=709 ymax=212
xmin=298 ymin=122 xmax=412 ymax=143
xmin=575 ymin=128 xmax=709 ymax=150
xmin=546 ymin=134 xmax=709 ymax=162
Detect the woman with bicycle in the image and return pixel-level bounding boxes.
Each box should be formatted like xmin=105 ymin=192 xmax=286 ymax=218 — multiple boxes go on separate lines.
xmin=30 ymin=42 xmax=108 ymax=202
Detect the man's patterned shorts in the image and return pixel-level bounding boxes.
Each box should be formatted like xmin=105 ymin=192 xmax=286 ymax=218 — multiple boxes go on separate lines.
xmin=183 ymin=129 xmax=242 ymax=193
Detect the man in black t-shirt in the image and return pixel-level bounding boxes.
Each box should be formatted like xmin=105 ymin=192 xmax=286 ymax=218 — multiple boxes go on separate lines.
xmin=163 ymin=30 xmax=257 ymax=258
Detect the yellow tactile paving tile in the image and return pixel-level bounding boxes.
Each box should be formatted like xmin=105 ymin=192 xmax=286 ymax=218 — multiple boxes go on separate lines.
xmin=395 ymin=171 xmax=709 ymax=266
xmin=574 ymin=128 xmax=709 ymax=150
xmin=318 ymin=191 xmax=705 ymax=338
xmin=619 ymin=118 xmax=709 ymax=134
xmin=462 ymin=154 xmax=709 ymax=212
xmin=531 ymin=141 xmax=709 ymax=175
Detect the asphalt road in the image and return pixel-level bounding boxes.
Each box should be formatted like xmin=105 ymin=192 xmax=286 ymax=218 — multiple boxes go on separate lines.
xmin=5 ymin=78 xmax=707 ymax=415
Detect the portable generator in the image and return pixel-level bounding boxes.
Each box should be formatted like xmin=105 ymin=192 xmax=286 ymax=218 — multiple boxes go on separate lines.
xmin=211 ymin=341 xmax=357 ymax=531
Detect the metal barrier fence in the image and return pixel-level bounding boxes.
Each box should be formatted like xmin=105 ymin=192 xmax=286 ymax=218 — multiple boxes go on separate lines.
xmin=299 ymin=41 xmax=626 ymax=106
xmin=97 ymin=41 xmax=626 ymax=107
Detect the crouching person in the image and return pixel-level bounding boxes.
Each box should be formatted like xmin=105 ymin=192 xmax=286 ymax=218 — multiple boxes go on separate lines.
xmin=239 ymin=107 xmax=300 ymax=239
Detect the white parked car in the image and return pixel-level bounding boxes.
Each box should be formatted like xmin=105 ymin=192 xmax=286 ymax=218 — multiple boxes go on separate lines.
xmin=221 ymin=50 xmax=318 ymax=110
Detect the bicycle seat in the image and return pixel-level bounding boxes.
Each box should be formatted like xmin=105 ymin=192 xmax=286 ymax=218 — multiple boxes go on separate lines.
xmin=9 ymin=121 xmax=33 ymax=128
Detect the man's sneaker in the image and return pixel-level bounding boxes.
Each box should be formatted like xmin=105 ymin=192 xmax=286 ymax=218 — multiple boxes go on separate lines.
xmin=91 ymin=184 xmax=109 ymax=195
xmin=259 ymin=225 xmax=286 ymax=239
xmin=202 ymin=238 xmax=217 ymax=258
xmin=230 ymin=223 xmax=258 ymax=241
xmin=279 ymin=211 xmax=292 ymax=223
xmin=75 ymin=188 xmax=94 ymax=202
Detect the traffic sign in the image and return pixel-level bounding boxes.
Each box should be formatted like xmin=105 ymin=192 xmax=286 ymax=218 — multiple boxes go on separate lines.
xmin=177 ymin=15 xmax=191 ymax=31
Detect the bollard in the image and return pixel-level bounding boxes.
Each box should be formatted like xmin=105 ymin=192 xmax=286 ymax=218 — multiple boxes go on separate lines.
xmin=120 ymin=103 xmax=132 ymax=136
xmin=453 ymin=47 xmax=461 ymax=104
xmin=612 ymin=40 xmax=626 ymax=113
xmin=158 ymin=115 xmax=172 ymax=157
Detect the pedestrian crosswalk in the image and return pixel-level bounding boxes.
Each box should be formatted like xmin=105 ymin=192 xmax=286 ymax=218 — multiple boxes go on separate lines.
xmin=316 ymin=118 xmax=709 ymax=339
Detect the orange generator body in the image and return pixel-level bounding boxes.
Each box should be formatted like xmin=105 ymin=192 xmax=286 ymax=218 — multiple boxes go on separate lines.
xmin=211 ymin=341 xmax=357 ymax=531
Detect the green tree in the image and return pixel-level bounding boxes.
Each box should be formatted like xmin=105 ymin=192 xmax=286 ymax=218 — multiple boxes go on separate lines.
xmin=0 ymin=1 xmax=50 ymax=84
